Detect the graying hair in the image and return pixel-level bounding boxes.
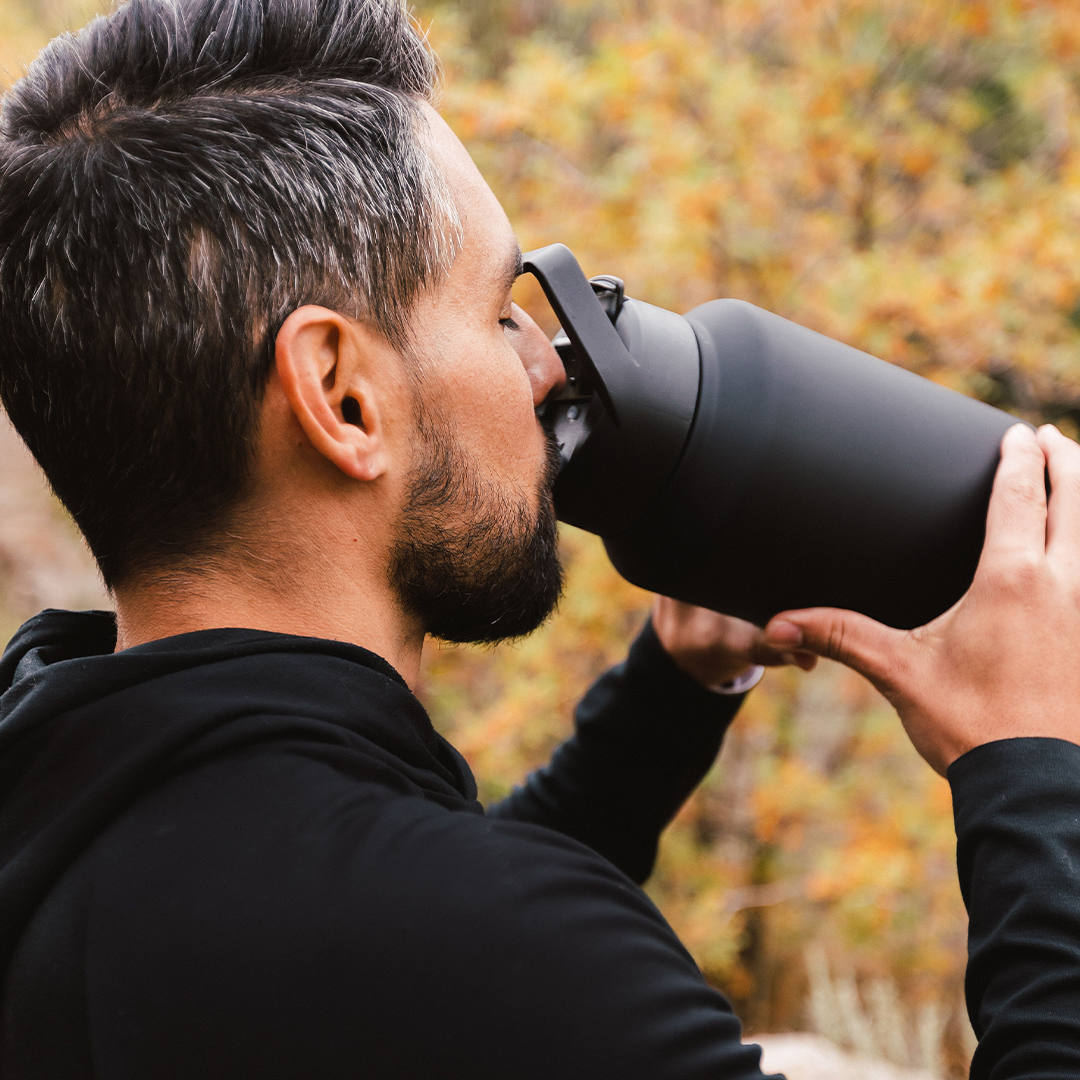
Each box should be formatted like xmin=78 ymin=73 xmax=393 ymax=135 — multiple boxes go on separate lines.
xmin=0 ymin=0 xmax=462 ymax=587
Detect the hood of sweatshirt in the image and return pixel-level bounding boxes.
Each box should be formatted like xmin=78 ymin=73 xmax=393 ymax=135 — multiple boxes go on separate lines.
xmin=0 ymin=608 xmax=477 ymax=975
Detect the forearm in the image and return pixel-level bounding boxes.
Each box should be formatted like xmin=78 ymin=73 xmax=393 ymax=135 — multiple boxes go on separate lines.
xmin=488 ymin=619 xmax=744 ymax=883
xmin=951 ymin=738 xmax=1080 ymax=1079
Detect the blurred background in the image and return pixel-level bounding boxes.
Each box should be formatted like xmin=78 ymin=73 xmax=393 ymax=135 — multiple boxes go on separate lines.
xmin=5 ymin=0 xmax=1080 ymax=1075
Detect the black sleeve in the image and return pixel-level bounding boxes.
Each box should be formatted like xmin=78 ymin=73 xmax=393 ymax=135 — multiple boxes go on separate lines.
xmin=488 ymin=619 xmax=745 ymax=883
xmin=949 ymin=737 xmax=1080 ymax=1079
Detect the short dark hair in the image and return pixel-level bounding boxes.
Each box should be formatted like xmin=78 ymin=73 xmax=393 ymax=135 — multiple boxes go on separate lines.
xmin=0 ymin=0 xmax=460 ymax=588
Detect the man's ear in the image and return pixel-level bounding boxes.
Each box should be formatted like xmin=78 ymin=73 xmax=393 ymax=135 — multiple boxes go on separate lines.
xmin=274 ymin=306 xmax=391 ymax=482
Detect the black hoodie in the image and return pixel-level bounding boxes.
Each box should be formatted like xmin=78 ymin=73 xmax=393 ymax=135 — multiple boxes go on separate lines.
xmin=0 ymin=609 xmax=771 ymax=1079
xmin=2 ymin=610 xmax=1080 ymax=1079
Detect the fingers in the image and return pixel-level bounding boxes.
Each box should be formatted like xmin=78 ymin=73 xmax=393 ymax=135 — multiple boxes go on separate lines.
xmin=651 ymin=596 xmax=818 ymax=685
xmin=765 ymin=608 xmax=906 ymax=689
xmin=746 ymin=635 xmax=819 ymax=671
xmin=651 ymin=598 xmax=747 ymax=652
xmin=1038 ymin=425 xmax=1080 ymax=568
xmin=981 ymin=424 xmax=1047 ymax=563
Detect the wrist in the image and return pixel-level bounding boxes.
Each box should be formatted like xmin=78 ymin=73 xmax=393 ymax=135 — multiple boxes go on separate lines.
xmin=650 ymin=597 xmax=757 ymax=688
xmin=657 ymin=639 xmax=757 ymax=690
xmin=707 ymin=664 xmax=766 ymax=695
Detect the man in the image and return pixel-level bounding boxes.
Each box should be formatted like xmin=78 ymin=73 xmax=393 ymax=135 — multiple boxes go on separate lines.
xmin=0 ymin=0 xmax=1077 ymax=1077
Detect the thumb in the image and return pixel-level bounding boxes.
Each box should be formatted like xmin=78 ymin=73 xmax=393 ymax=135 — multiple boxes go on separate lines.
xmin=764 ymin=607 xmax=907 ymax=689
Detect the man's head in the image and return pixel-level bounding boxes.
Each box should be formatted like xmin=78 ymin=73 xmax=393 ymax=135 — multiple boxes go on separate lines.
xmin=0 ymin=0 xmax=566 ymax=646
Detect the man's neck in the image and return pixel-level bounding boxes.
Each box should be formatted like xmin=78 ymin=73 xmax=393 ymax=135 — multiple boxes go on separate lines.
xmin=112 ymin=559 xmax=426 ymax=688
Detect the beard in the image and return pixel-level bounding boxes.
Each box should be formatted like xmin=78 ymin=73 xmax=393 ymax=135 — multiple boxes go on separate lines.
xmin=388 ymin=401 xmax=564 ymax=645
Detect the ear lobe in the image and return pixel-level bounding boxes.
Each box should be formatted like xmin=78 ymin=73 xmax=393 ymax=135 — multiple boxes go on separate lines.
xmin=274 ymin=305 xmax=389 ymax=482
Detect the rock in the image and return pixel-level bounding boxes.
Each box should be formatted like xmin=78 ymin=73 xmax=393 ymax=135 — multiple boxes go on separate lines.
xmin=753 ymin=1033 xmax=937 ymax=1080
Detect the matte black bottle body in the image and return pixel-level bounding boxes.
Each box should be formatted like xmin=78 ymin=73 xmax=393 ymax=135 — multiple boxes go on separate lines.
xmin=595 ymin=299 xmax=1017 ymax=629
xmin=525 ymin=244 xmax=1021 ymax=631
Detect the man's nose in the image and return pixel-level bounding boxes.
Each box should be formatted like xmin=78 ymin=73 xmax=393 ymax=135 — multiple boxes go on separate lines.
xmin=507 ymin=303 xmax=567 ymax=407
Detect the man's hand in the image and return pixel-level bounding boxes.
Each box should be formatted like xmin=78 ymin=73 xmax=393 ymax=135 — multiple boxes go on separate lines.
xmin=652 ymin=596 xmax=818 ymax=690
xmin=764 ymin=423 xmax=1080 ymax=775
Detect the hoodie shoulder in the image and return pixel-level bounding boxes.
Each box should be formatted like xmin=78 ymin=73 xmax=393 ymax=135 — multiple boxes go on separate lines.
xmin=0 ymin=610 xmax=117 ymax=696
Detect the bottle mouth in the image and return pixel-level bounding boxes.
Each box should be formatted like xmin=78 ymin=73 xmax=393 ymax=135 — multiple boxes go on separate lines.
xmin=535 ymin=274 xmax=623 ymax=472
xmin=536 ymin=329 xmax=593 ymax=471
xmin=521 ymin=243 xmax=701 ymax=536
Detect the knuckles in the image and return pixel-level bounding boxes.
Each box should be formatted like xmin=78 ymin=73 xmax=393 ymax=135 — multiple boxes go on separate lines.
xmin=819 ymin=618 xmax=849 ymax=663
xmin=1002 ymin=472 xmax=1047 ymax=509
xmin=985 ymin=549 xmax=1046 ymax=596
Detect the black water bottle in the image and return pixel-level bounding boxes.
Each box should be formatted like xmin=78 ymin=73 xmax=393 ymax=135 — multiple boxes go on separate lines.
xmin=525 ymin=243 xmax=1021 ymax=630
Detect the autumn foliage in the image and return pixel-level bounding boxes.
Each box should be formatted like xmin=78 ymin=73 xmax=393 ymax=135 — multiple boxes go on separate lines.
xmin=4 ymin=0 xmax=1080 ymax=1074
